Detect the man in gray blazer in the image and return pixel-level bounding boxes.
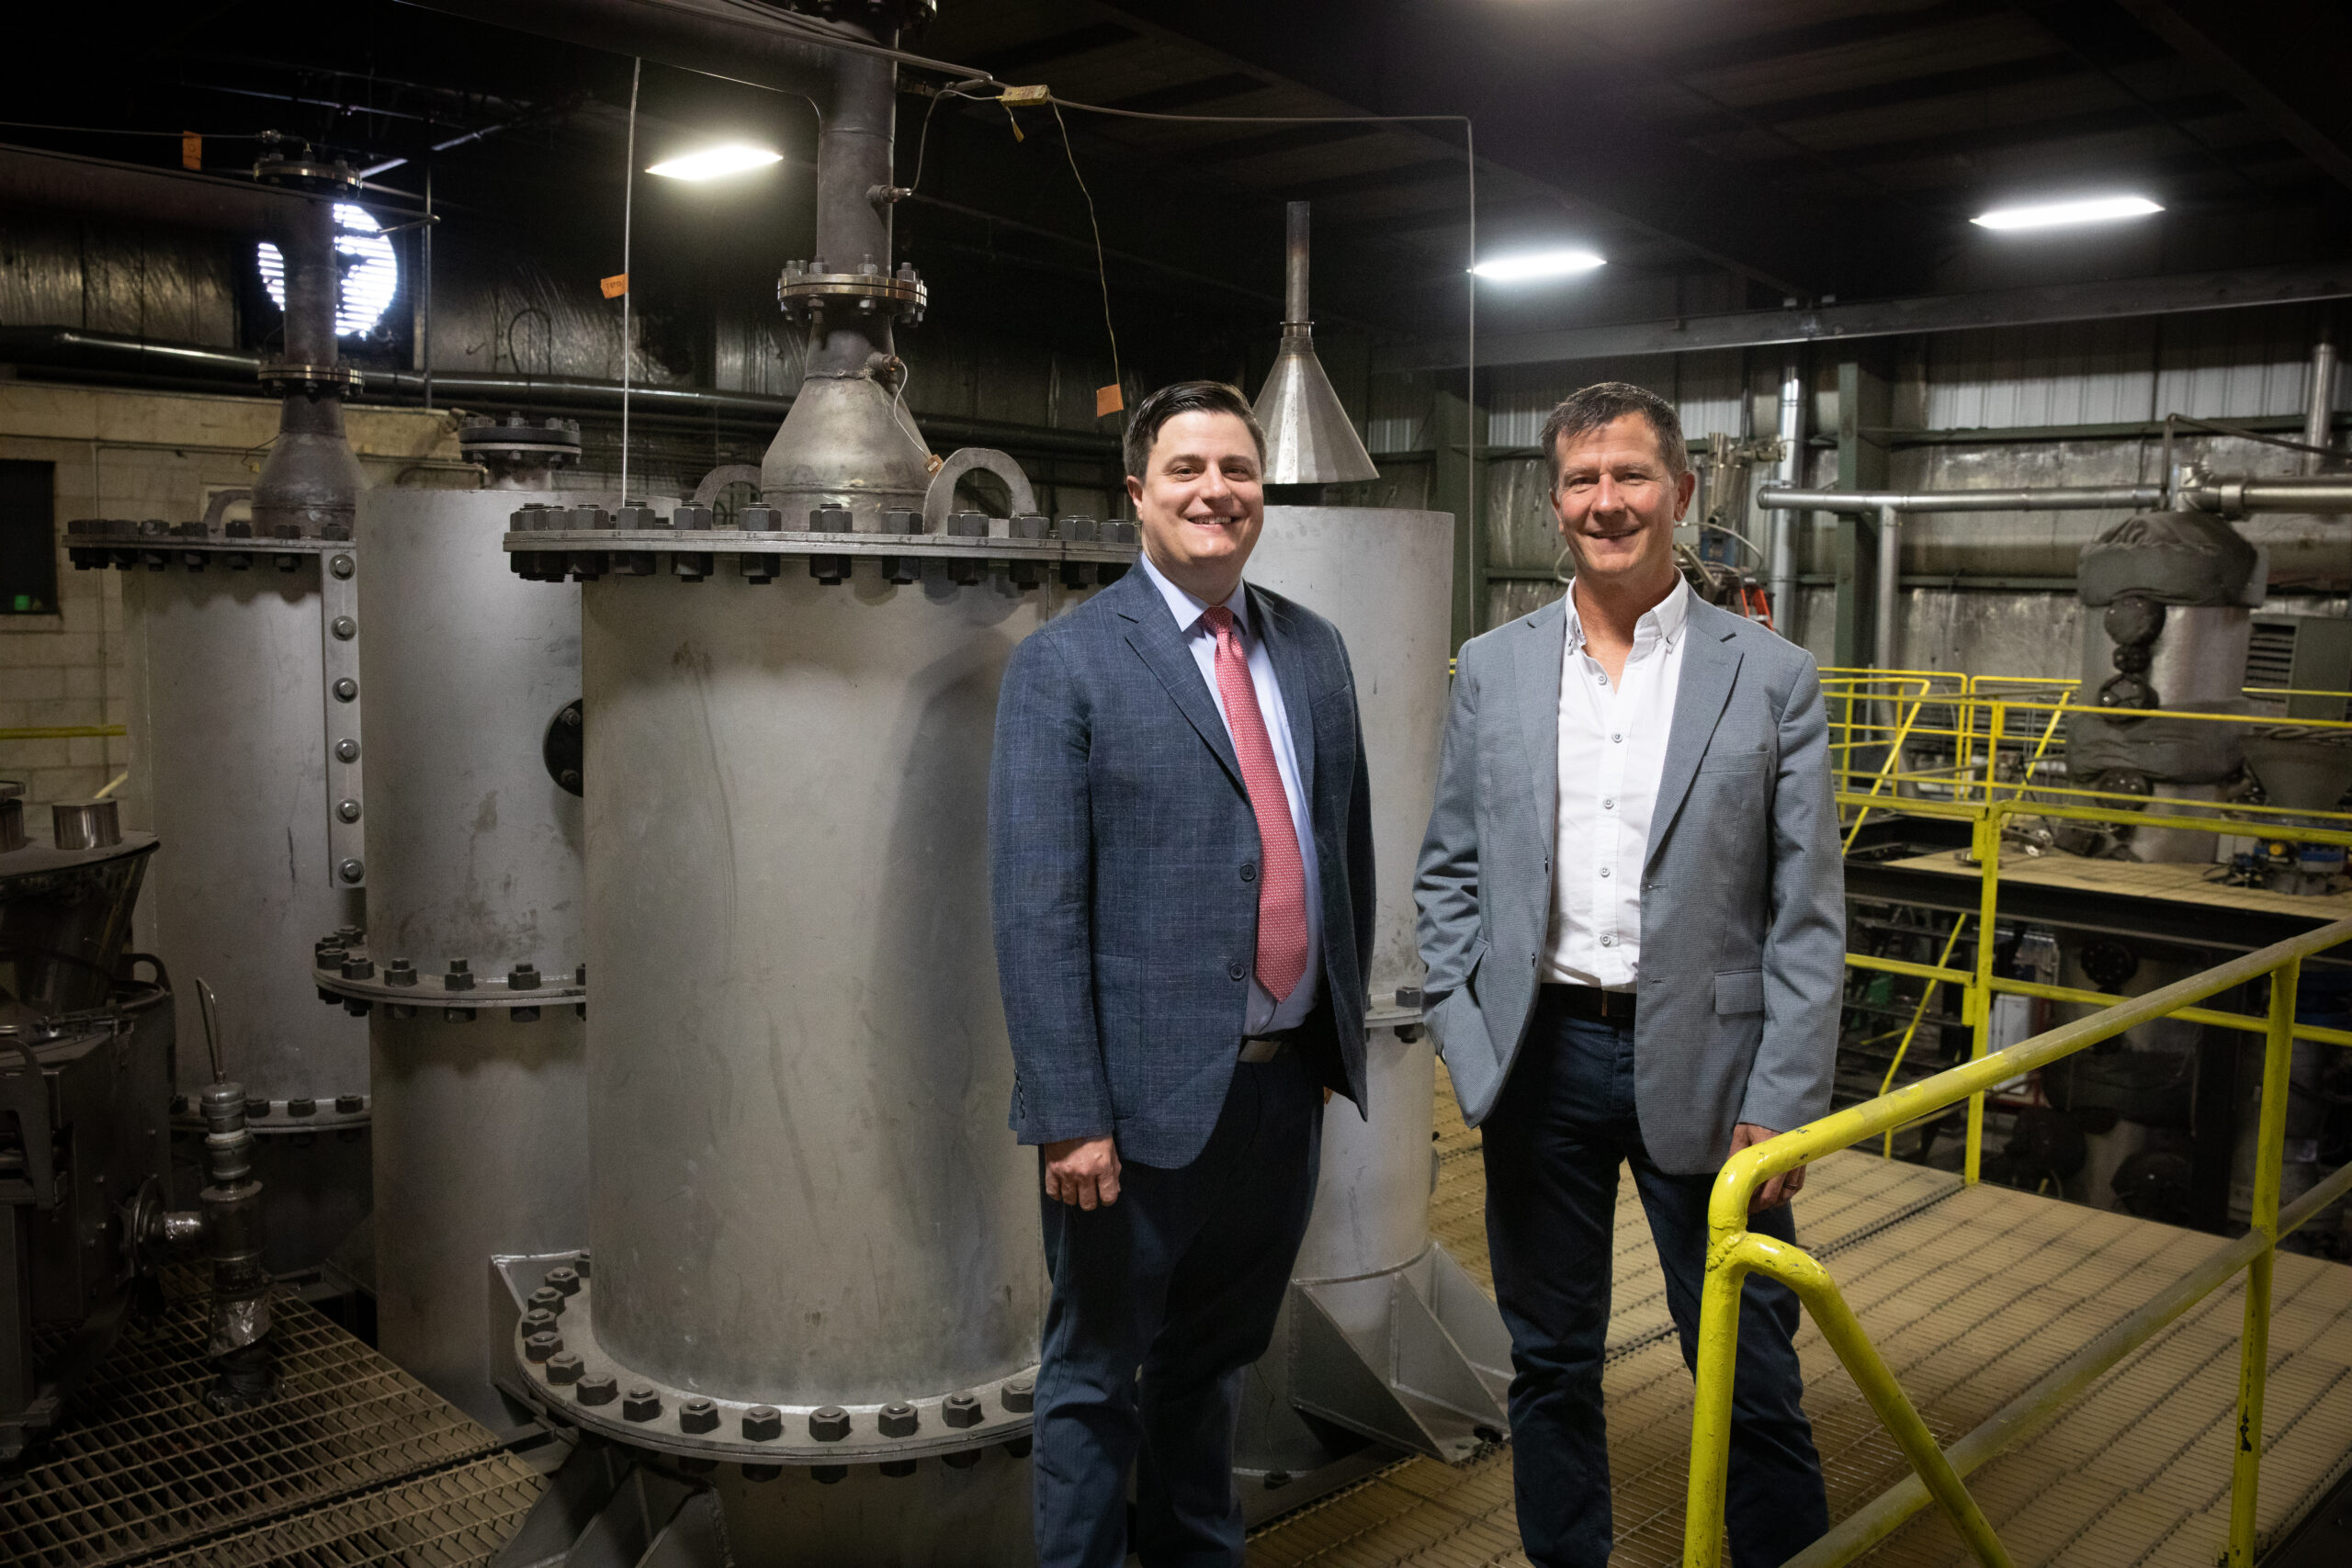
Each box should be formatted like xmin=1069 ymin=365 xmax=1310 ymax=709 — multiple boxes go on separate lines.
xmin=991 ymin=380 xmax=1374 ymax=1567
xmin=1414 ymin=382 xmax=1843 ymax=1568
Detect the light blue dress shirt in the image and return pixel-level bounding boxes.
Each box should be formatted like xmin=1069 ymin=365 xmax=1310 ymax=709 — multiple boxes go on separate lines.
xmin=1136 ymin=549 xmax=1325 ymax=1035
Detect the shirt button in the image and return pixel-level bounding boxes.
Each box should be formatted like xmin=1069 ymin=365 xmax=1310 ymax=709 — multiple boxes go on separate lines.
xmin=1600 ymin=867 xmax=1611 ymax=878
xmin=1611 ymin=733 xmax=1623 ymax=744
xmin=1602 ymin=797 xmax=1615 ymax=810
xmin=1240 ymin=863 xmax=1257 ymax=883
xmin=1227 ymin=962 xmax=1247 ymax=982
xmin=1600 ymin=936 xmax=1615 ymax=947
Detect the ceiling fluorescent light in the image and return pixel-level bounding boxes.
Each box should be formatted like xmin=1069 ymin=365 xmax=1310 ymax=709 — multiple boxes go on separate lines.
xmin=647 ymin=145 xmax=784 ymax=181
xmin=1972 ymin=195 xmax=2162 ymax=231
xmin=1471 ymin=249 xmax=1606 ymax=282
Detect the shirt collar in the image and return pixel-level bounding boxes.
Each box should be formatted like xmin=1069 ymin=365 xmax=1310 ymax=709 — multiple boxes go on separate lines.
xmin=1563 ymin=574 xmax=1690 ymax=657
xmin=1138 ymin=547 xmax=1250 ymax=638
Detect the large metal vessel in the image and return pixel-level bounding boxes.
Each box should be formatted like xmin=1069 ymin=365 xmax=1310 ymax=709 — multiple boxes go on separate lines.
xmin=336 ymin=486 xmax=588 ymax=1433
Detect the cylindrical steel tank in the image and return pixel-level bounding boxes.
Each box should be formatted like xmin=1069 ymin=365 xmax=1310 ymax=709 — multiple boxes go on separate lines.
xmin=1233 ymin=507 xmax=1511 ymax=1494
xmin=351 ymin=487 xmax=587 ymax=1433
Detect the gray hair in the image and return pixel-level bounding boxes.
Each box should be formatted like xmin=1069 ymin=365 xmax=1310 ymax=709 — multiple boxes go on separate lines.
xmin=1537 ymin=381 xmax=1690 ymax=486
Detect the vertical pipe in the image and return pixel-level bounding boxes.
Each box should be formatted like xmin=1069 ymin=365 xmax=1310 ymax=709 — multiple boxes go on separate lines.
xmin=1770 ymin=352 xmax=1804 ymax=637
xmin=1283 ymin=200 xmax=1310 ymax=325
xmin=2303 ymin=325 xmax=2336 ymax=475
xmin=621 ymin=59 xmax=639 ymax=502
xmin=2228 ymin=956 xmax=2299 ymax=1567
xmin=421 ymin=167 xmax=434 ymax=411
xmin=1874 ymin=502 xmax=1902 ymax=671
xmin=1964 ymin=799 xmax=2002 ymax=1187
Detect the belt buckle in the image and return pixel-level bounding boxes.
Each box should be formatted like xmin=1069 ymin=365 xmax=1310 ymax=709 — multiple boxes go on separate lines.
xmin=1238 ymin=1035 xmax=1284 ymax=1064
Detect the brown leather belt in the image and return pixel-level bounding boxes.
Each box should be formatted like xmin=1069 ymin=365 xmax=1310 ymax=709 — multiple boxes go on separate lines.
xmin=1238 ymin=1032 xmax=1295 ymax=1064
xmin=1545 ymin=983 xmax=1638 ymax=1024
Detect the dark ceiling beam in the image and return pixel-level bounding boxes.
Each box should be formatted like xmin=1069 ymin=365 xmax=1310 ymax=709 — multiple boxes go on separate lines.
xmin=1090 ymin=72 xmax=1264 ymax=115
xmin=1377 ymin=261 xmax=2352 ymax=370
xmin=1652 ymin=54 xmax=2089 ymax=137
xmin=968 ymin=20 xmax=1136 ymax=76
xmin=1716 ymin=93 xmax=2246 ymax=175
xmin=1095 ymin=0 xmax=1876 ymax=298
xmin=1643 ymin=0 xmax=2007 ymax=78
xmin=2113 ymin=0 xmax=2352 ymax=193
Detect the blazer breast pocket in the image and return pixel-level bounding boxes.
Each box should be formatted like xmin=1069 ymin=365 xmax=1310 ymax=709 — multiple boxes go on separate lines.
xmin=1713 ymin=968 xmax=1765 ymax=1015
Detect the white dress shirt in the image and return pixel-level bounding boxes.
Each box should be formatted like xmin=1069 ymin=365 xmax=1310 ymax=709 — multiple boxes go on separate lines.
xmin=1137 ymin=550 xmax=1325 ymax=1034
xmin=1542 ymin=576 xmax=1690 ymax=991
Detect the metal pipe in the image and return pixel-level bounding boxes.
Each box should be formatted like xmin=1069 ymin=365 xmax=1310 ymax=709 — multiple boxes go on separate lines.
xmin=1874 ymin=503 xmax=1901 ymax=671
xmin=1284 ymin=200 xmax=1310 ymax=325
xmin=2304 ymin=324 xmax=2336 ymax=475
xmin=2180 ymin=474 xmax=2352 ymax=516
xmin=0 ymin=141 xmax=319 ymax=231
xmin=405 ymin=0 xmax=834 ymax=102
xmin=252 ymin=190 xmax=367 ymax=536
xmin=1758 ymin=485 xmax=2165 ymax=514
xmin=1769 ymin=352 xmax=1804 ymax=634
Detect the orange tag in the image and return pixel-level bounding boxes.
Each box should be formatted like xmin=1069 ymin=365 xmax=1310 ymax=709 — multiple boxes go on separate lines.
xmin=1095 ymin=383 xmax=1124 ymax=418
xmin=181 ymin=132 xmax=200 ymax=171
xmin=600 ymin=273 xmax=629 ymax=299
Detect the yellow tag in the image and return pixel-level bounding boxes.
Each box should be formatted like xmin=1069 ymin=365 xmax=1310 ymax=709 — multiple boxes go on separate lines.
xmin=600 ymin=273 xmax=629 ymax=299
xmin=1096 ymin=383 xmax=1125 ymax=418
xmin=1000 ymin=85 xmax=1051 ymax=107
xmin=181 ymin=132 xmax=201 ymax=171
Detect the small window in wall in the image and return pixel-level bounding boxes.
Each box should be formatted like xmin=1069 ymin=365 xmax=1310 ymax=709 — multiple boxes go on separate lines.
xmin=0 ymin=461 xmax=58 ymax=616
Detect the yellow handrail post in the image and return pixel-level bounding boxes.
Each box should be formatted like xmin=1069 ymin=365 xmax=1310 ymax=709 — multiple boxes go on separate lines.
xmin=1964 ymin=802 xmax=2003 ymax=1186
xmin=1680 ymin=1249 xmax=1749 ymax=1568
xmin=2226 ymin=955 xmax=2301 ymax=1568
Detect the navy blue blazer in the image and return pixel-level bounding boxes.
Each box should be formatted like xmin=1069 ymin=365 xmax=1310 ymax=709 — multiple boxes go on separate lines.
xmin=989 ymin=563 xmax=1374 ymax=1169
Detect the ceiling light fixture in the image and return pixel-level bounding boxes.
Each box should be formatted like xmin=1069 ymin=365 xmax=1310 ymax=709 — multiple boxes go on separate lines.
xmin=646 ymin=145 xmax=784 ymax=181
xmin=1471 ymin=248 xmax=1607 ymax=282
xmin=1971 ymin=195 xmax=2163 ymax=231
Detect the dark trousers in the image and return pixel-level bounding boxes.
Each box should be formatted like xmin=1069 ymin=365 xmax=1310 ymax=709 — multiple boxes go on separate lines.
xmin=1481 ymin=993 xmax=1828 ymax=1568
xmin=1032 ymin=1047 xmax=1323 ymax=1568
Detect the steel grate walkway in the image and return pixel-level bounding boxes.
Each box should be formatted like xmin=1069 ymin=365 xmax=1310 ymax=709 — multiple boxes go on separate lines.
xmin=1248 ymin=1074 xmax=2352 ymax=1568
xmin=0 ymin=1269 xmax=544 ymax=1567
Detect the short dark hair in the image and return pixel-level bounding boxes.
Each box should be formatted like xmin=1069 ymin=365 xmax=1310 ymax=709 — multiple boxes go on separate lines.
xmin=1123 ymin=380 xmax=1267 ymax=480
xmin=1538 ymin=381 xmax=1690 ymax=487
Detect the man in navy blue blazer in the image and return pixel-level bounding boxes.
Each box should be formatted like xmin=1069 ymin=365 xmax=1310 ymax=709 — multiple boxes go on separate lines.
xmin=989 ymin=380 xmax=1374 ymax=1567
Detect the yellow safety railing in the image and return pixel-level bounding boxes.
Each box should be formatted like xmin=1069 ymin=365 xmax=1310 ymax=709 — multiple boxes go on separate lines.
xmin=1683 ymin=698 xmax=2352 ymax=1568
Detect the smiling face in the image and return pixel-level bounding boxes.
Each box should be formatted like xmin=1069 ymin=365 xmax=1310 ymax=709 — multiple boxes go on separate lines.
xmin=1125 ymin=409 xmax=1266 ymax=602
xmin=1549 ymin=412 xmax=1695 ymax=596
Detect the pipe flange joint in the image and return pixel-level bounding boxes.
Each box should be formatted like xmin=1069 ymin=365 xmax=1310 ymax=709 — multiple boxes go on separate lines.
xmin=777 ymin=260 xmax=927 ymax=323
xmin=258 ymin=360 xmax=364 ymax=396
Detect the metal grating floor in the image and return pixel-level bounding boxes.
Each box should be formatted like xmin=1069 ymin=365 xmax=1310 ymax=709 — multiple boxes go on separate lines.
xmin=0 ymin=1269 xmax=544 ymax=1567
xmin=1248 ymin=1074 xmax=2352 ymax=1568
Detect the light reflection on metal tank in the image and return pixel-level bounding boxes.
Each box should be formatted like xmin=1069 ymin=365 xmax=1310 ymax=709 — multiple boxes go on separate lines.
xmin=340 ymin=487 xmax=587 ymax=1434
xmin=1234 ymin=507 xmax=1511 ymax=1501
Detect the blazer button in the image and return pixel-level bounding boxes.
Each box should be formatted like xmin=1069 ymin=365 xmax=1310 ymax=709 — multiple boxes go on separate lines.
xmin=1240 ymin=863 xmax=1258 ymax=883
xmin=1227 ymin=962 xmax=1247 ymax=982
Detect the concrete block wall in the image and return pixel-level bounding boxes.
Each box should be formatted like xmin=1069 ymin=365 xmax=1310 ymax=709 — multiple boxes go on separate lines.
xmin=0 ymin=383 xmax=467 ymax=808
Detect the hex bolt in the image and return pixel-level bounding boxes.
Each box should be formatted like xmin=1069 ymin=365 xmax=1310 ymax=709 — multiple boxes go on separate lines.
xmin=340 ymin=955 xmax=374 ymax=980
xmin=545 ymin=1265 xmax=582 ymax=1296
xmin=943 ymin=1393 xmax=983 ymax=1428
xmin=337 ymin=798 xmax=362 ymax=822
xmin=245 ymin=1097 xmax=271 ymax=1119
xmin=525 ymin=1331 xmax=562 ymax=1362
xmin=329 ymin=554 xmax=356 ymax=579
xmin=741 ymin=1405 xmax=781 ymax=1440
xmin=622 ymin=1386 xmax=662 ymax=1421
xmin=338 ymin=858 xmax=365 ymax=885
xmin=528 ymin=1286 xmax=565 ymax=1316
xmin=808 ymin=1406 xmax=852 ymax=1442
xmin=445 ymin=1007 xmax=477 ymax=1024
xmin=741 ymin=505 xmax=783 ymax=532
xmin=314 ymin=938 xmax=347 ymax=964
xmin=288 ymin=1098 xmax=317 ymax=1117
xmin=387 ymin=959 xmax=417 ymax=987
xmin=334 ymin=738 xmax=360 ymax=763
xmin=520 ymin=1308 xmax=557 ymax=1336
xmin=943 ymin=1449 xmax=981 ymax=1470
xmin=879 ymin=1459 xmax=918 ymax=1479
xmin=445 ymin=959 xmax=475 ymax=992
xmin=545 ymin=1352 xmax=583 ymax=1385
xmin=679 ymin=1397 xmax=719 ymax=1434
xmin=333 ymin=677 xmax=357 ymax=701
xmin=878 ymin=1403 xmax=919 ymax=1438
xmin=741 ymin=1464 xmax=782 ymax=1483
xmin=1002 ymin=1436 xmax=1035 ymax=1459
xmin=1001 ymin=1377 xmax=1035 ymax=1414
xmin=331 ymin=615 xmax=356 ymax=639
xmin=811 ymin=1465 xmax=847 ymax=1485
xmin=335 ymin=1094 xmax=365 ymax=1113
xmin=336 ymin=925 xmax=364 ymax=942
xmin=576 ymin=1374 xmax=618 ymax=1405
xmin=511 ymin=1006 xmax=542 ymax=1023
xmin=509 ymin=963 xmax=542 ymax=991
xmin=1012 ymin=514 xmax=1049 ymax=540
xmin=813 ymin=505 xmax=852 ymax=532
xmin=881 ymin=508 xmax=920 ymax=535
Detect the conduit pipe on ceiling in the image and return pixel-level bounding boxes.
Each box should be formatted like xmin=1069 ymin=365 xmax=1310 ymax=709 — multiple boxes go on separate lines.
xmin=0 ymin=141 xmax=322 ymax=231
xmin=2180 ymin=474 xmax=2352 ymax=517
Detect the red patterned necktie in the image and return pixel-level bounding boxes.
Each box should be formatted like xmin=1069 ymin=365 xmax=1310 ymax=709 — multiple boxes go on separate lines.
xmin=1203 ymin=605 xmax=1309 ymax=1002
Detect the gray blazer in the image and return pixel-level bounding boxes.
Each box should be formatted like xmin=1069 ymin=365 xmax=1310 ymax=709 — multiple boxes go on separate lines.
xmin=1412 ymin=592 xmax=1843 ymax=1174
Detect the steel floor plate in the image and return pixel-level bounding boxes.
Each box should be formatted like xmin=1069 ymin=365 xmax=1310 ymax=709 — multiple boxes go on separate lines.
xmin=1248 ymin=1075 xmax=2352 ymax=1568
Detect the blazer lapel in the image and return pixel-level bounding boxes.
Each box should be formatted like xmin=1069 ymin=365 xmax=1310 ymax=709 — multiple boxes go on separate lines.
xmin=1645 ymin=604 xmax=1743 ymax=870
xmin=1250 ymin=585 xmax=1317 ymax=803
xmin=1515 ymin=598 xmax=1566 ymax=838
xmin=1114 ymin=570 xmax=1243 ymax=788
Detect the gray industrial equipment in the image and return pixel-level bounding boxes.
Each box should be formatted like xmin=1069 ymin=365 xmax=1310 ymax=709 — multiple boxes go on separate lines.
xmin=106 ymin=140 xmax=373 ymax=1274
xmin=0 ymin=793 xmax=177 ymax=1466
xmin=461 ymin=415 xmax=584 ymax=490
xmin=310 ymin=488 xmax=589 ymax=1434
xmin=1253 ymin=202 xmax=1377 ymax=493
xmin=1235 ymin=508 xmax=1510 ymax=1506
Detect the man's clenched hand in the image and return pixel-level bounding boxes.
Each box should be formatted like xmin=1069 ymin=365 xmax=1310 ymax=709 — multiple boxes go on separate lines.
xmin=1043 ymin=1135 xmax=1123 ymax=1209
xmin=1728 ymin=1122 xmax=1806 ymax=1213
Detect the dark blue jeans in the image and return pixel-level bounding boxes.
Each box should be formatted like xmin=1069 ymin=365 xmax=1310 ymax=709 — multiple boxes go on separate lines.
xmin=1031 ymin=1047 xmax=1323 ymax=1568
xmin=1481 ymin=994 xmax=1828 ymax=1568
